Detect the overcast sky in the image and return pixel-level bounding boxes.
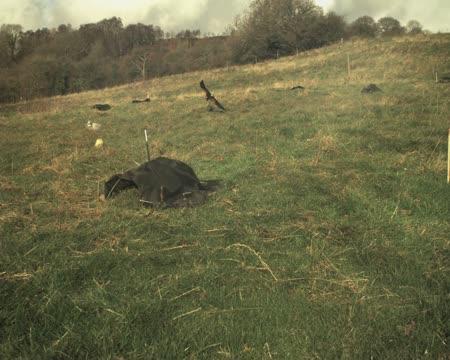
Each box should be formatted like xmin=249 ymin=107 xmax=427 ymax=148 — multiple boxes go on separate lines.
xmin=0 ymin=0 xmax=448 ymax=33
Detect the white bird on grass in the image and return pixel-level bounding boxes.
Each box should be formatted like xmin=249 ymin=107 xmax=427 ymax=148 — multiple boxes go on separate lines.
xmin=86 ymin=121 xmax=102 ymax=131
xmin=95 ymin=138 xmax=104 ymax=148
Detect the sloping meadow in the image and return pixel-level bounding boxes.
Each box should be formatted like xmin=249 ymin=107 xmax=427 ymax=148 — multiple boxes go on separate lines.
xmin=0 ymin=35 xmax=449 ymax=358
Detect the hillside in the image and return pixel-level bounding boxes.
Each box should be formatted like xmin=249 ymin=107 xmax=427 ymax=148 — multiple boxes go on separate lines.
xmin=1 ymin=34 xmax=449 ymax=358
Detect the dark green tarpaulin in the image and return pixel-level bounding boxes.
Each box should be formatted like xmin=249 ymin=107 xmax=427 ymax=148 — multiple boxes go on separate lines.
xmin=104 ymin=157 xmax=219 ymax=208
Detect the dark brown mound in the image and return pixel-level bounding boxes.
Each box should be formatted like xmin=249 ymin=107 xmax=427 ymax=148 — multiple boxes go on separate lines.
xmin=93 ymin=104 xmax=112 ymax=111
xmin=361 ymin=84 xmax=382 ymax=93
xmin=438 ymin=75 xmax=450 ymax=83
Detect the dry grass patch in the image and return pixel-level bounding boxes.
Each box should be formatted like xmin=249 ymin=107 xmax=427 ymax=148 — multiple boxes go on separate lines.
xmin=0 ymin=271 xmax=34 ymax=282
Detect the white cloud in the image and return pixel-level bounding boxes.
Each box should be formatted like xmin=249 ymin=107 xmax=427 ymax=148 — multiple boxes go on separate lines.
xmin=315 ymin=0 xmax=333 ymax=10
xmin=329 ymin=0 xmax=450 ymax=32
xmin=1 ymin=0 xmax=447 ymax=34
xmin=0 ymin=0 xmax=252 ymax=33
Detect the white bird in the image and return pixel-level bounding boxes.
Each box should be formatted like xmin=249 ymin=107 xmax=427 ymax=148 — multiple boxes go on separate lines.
xmin=86 ymin=121 xmax=101 ymax=131
xmin=95 ymin=138 xmax=104 ymax=148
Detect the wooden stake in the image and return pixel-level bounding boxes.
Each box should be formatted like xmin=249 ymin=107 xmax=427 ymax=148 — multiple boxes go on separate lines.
xmin=435 ymin=71 xmax=438 ymax=83
xmin=447 ymin=129 xmax=450 ymax=183
xmin=144 ymin=129 xmax=150 ymax=161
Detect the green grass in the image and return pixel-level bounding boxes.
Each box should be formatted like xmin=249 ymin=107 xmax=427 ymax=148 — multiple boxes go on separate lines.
xmin=1 ymin=34 xmax=449 ymax=359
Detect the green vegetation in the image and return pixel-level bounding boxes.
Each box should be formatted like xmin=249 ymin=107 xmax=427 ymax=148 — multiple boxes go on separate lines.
xmin=1 ymin=35 xmax=449 ymax=359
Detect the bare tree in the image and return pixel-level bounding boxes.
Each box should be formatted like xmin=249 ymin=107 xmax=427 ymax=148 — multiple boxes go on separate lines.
xmin=132 ymin=53 xmax=151 ymax=81
xmin=0 ymin=24 xmax=23 ymax=62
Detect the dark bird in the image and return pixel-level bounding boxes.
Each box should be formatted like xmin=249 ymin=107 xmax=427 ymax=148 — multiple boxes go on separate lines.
xmin=200 ymin=80 xmax=225 ymax=111
xmin=437 ymin=75 xmax=450 ymax=83
xmin=92 ymin=104 xmax=111 ymax=111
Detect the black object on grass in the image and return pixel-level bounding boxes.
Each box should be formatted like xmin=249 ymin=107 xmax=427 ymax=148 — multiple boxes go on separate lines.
xmin=144 ymin=129 xmax=150 ymax=162
xmin=92 ymin=104 xmax=111 ymax=111
xmin=437 ymin=75 xmax=450 ymax=83
xmin=104 ymin=157 xmax=220 ymax=208
xmin=361 ymin=84 xmax=382 ymax=93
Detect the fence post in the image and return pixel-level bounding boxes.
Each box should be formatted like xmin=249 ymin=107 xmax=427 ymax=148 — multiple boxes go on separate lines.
xmin=448 ymin=129 xmax=450 ymax=183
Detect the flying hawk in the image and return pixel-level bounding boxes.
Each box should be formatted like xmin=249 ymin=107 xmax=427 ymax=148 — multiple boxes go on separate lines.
xmin=200 ymin=80 xmax=225 ymax=111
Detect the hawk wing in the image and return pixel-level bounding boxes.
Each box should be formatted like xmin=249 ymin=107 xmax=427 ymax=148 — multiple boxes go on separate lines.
xmin=200 ymin=80 xmax=212 ymax=99
xmin=212 ymin=97 xmax=225 ymax=111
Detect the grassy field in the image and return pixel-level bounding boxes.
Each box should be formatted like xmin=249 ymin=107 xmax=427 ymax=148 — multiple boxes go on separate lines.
xmin=1 ymin=34 xmax=449 ymax=359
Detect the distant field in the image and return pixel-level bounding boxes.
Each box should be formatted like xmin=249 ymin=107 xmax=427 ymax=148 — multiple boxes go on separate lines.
xmin=1 ymin=35 xmax=449 ymax=359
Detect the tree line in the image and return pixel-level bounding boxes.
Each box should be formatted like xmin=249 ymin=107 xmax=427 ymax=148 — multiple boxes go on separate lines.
xmin=0 ymin=0 xmax=425 ymax=103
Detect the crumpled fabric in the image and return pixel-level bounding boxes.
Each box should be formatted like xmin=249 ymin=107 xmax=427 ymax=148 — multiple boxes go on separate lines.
xmin=104 ymin=157 xmax=219 ymax=208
